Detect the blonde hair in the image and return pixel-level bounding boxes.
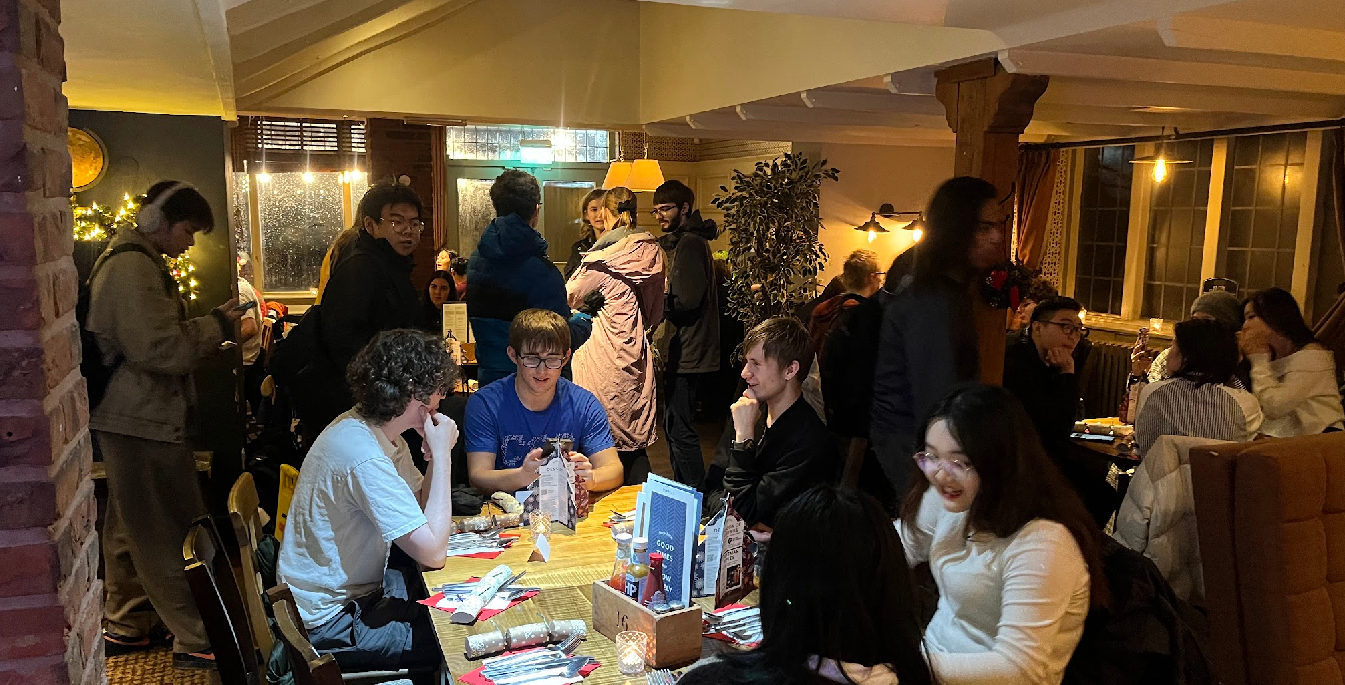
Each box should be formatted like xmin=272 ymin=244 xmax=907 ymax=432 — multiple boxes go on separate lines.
xmin=841 ymin=249 xmax=881 ymax=291
xmin=578 ymin=187 xmax=605 ymax=241
xmin=602 ymin=187 xmax=637 ymax=232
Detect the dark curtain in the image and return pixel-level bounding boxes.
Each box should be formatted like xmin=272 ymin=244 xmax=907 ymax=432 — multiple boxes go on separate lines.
xmin=1314 ymin=129 xmax=1345 ymax=361
xmin=1016 ymin=148 xmax=1060 ymax=271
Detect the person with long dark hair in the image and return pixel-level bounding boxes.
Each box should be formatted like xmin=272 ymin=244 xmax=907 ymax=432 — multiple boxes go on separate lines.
xmin=681 ymin=485 xmax=934 ymax=685
xmin=1239 ymin=287 xmax=1344 ymax=436
xmin=871 ymin=177 xmax=1006 ymax=497
xmin=900 ymin=384 xmax=1105 ymax=685
xmin=421 ymin=269 xmax=457 ymax=333
xmin=1133 ymin=318 xmax=1262 ymax=456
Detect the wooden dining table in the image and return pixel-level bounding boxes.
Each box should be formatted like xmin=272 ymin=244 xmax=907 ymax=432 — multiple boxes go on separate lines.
xmin=423 ymin=485 xmax=749 ymax=685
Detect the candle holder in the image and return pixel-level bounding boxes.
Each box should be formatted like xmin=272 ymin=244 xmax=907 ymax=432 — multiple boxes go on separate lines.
xmin=615 ymin=630 xmax=649 ymax=676
xmin=1149 ymin=317 xmax=1164 ymax=334
xmin=529 ymin=512 xmax=551 ymax=544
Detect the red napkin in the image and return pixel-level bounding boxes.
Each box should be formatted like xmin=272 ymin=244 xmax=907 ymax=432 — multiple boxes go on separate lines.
xmin=418 ymin=576 xmax=538 ymax=620
xmin=704 ymin=603 xmax=759 ymax=647
xmin=452 ymin=533 xmax=520 ymax=560
xmin=458 ymin=647 xmax=601 ymax=685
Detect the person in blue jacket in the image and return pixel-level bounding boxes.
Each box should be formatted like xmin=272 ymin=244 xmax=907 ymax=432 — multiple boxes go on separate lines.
xmin=467 ymin=170 xmax=597 ymax=387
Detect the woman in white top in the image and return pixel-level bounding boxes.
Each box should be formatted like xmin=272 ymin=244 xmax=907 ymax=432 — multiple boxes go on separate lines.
xmin=1134 ymin=318 xmax=1263 ymax=457
xmin=899 ymin=384 xmax=1105 ymax=685
xmin=1238 ymin=288 xmax=1345 ymax=437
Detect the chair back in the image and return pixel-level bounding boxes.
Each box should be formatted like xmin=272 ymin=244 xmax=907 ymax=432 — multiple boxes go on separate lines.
xmin=229 ymin=472 xmax=275 ymax=656
xmin=272 ymin=594 xmax=344 ymax=685
xmin=183 ymin=516 xmax=263 ymax=684
xmin=1191 ymin=432 xmax=1345 ymax=685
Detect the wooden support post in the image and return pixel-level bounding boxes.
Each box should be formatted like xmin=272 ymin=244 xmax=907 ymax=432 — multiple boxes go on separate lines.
xmin=935 ymin=58 xmax=1048 ymax=384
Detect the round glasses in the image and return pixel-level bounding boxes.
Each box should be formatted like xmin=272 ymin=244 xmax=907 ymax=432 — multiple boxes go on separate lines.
xmin=912 ymin=451 xmax=975 ymax=479
xmin=519 ymin=355 xmax=566 ymax=370
xmin=382 ymin=216 xmax=427 ymax=235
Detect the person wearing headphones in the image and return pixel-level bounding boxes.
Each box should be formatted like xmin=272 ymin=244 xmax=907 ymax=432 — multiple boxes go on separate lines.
xmin=85 ymin=181 xmax=246 ymax=671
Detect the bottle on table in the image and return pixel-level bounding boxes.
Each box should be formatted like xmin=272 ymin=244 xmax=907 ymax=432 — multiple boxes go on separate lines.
xmin=609 ymin=532 xmax=633 ymax=591
xmin=640 ymin=552 xmax=666 ymax=607
xmin=624 ymin=537 xmax=650 ymax=599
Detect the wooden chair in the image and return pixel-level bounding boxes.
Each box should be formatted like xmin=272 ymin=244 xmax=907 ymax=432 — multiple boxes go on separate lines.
xmin=266 ymin=584 xmax=425 ymax=685
xmin=272 ymin=595 xmax=345 ymax=685
xmin=228 ymin=472 xmax=275 ymax=658
xmin=183 ymin=516 xmax=263 ymax=685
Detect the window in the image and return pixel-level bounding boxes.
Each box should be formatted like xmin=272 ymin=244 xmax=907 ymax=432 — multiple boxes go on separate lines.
xmin=446 ymin=125 xmax=610 ymax=163
xmin=1218 ymin=132 xmax=1307 ymax=292
xmin=233 ymin=170 xmax=368 ymax=293
xmin=1142 ymin=139 xmax=1215 ymax=321
xmin=1073 ymin=145 xmax=1134 ymax=315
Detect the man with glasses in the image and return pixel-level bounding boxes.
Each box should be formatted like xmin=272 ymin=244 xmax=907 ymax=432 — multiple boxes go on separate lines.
xmin=296 ymin=183 xmax=429 ymax=442
xmin=1003 ymin=296 xmax=1090 ymax=468
xmin=652 ymin=180 xmax=720 ymax=490
xmin=464 ymin=309 xmax=623 ymax=494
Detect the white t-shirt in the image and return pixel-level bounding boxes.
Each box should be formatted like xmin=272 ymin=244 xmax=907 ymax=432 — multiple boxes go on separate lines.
xmin=277 ymin=411 xmax=427 ymax=628
xmin=237 ymin=277 xmax=263 ymax=366
xmin=900 ymin=486 xmax=1090 ymax=685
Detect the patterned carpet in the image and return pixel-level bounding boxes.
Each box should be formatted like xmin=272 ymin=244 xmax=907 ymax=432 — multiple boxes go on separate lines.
xmin=106 ymin=648 xmax=217 ymax=685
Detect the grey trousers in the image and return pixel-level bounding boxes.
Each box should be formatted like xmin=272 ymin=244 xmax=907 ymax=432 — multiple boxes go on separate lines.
xmin=97 ymin=430 xmax=210 ymax=653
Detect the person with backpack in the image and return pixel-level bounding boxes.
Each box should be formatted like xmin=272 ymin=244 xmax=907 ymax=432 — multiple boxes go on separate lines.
xmin=83 ymin=181 xmax=246 ymax=670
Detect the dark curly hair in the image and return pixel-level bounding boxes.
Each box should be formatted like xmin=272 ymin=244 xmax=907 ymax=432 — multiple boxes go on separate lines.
xmin=346 ymin=329 xmax=458 ymax=424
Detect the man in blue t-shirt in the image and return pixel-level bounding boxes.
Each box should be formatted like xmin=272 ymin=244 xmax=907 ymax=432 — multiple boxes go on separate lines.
xmin=465 ymin=309 xmax=624 ymax=494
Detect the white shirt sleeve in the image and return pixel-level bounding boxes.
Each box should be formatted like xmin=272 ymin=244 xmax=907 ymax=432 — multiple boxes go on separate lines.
xmin=928 ymin=521 xmax=1091 ymax=685
xmin=898 ymin=485 xmax=943 ymax=566
xmin=1247 ymin=352 xmax=1306 ymax=420
xmin=349 ymin=457 xmax=428 ymax=543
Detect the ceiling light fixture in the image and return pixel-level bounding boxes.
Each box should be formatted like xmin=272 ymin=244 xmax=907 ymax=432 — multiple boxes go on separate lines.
xmin=603 ymin=131 xmax=664 ymax=192
xmin=1130 ymin=127 xmax=1192 ymax=184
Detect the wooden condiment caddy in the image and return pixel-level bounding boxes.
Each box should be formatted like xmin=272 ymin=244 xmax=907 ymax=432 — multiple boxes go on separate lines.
xmin=590 ymin=581 xmax=703 ymax=668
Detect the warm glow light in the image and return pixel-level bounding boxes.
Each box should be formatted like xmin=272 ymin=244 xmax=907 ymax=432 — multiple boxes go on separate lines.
xmin=602 ymin=161 xmax=632 ymax=189
xmin=912 ymin=228 xmax=924 ymax=242
xmin=867 ymin=229 xmax=877 ymax=243
xmin=302 ymin=171 xmax=315 ymax=184
xmin=1079 ymin=308 xmax=1088 ymax=324
xmin=625 ymin=159 xmax=665 ymax=192
xmin=257 ymin=172 xmax=272 ymax=184
xmin=1152 ymin=158 xmax=1168 ymax=184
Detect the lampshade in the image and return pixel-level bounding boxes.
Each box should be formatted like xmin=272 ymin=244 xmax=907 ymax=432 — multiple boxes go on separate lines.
xmin=856 ymin=214 xmax=887 ymax=235
xmin=625 ymin=159 xmax=665 ymax=192
xmin=602 ymin=161 xmax=632 ymax=190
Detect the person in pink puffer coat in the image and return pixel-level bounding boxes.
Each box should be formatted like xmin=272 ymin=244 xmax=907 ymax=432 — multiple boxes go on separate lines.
xmin=567 ymin=186 xmax=666 ymax=484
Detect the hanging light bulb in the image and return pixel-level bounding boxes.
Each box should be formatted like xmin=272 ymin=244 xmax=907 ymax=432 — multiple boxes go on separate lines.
xmin=1152 ymin=158 xmax=1168 ymax=184
xmin=867 ymin=229 xmax=877 ymax=243
xmin=257 ymin=171 xmax=272 ymax=184
xmin=912 ymin=228 xmax=924 ymax=242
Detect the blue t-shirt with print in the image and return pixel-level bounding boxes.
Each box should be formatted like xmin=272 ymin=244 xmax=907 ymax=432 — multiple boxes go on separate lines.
xmin=464 ymin=375 xmax=615 ymax=469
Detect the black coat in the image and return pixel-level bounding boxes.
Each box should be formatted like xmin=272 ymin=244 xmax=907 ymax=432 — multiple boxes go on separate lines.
xmin=724 ymin=397 xmax=839 ymax=527
xmin=1002 ymin=328 xmax=1081 ymax=460
xmin=661 ymin=211 xmax=720 ymax=374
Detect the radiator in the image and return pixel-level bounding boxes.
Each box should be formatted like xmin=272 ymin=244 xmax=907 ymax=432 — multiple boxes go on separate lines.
xmin=1080 ymin=342 xmax=1131 ymax=420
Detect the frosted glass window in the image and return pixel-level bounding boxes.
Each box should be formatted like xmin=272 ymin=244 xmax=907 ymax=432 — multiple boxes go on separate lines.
xmin=457 ymin=179 xmax=495 ymax=259
xmin=447 ymin=126 xmax=610 ymax=163
xmin=257 ymin=172 xmax=346 ymax=292
xmin=231 ymin=172 xmax=251 ymax=263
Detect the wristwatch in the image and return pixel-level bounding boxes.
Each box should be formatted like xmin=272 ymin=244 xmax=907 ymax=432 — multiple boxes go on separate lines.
xmin=730 ymin=437 xmax=755 ymax=452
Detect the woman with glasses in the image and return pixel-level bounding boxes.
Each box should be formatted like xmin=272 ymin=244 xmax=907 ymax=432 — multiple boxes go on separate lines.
xmin=1133 ymin=318 xmax=1262 ymax=457
xmin=564 ymin=188 xmax=606 ymax=279
xmin=900 ymin=384 xmax=1106 ymax=685
xmin=566 ymin=187 xmax=665 ymax=484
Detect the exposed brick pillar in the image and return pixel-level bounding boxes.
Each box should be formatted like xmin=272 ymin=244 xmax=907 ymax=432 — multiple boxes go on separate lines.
xmin=0 ymin=0 xmax=105 ymax=683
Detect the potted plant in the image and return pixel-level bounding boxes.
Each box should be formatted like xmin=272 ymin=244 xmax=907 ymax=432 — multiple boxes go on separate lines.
xmin=712 ymin=153 xmax=839 ymax=330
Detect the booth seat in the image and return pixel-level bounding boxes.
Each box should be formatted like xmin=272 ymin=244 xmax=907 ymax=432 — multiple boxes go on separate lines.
xmin=1190 ymin=432 xmax=1345 ymax=685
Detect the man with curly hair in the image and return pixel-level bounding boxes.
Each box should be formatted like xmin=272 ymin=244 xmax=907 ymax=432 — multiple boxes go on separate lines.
xmin=465 ymin=309 xmax=624 ymax=494
xmin=278 ymin=329 xmax=458 ymax=672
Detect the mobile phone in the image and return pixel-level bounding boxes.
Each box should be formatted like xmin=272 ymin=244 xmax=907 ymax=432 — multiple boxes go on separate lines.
xmin=233 ymin=300 xmax=258 ymax=313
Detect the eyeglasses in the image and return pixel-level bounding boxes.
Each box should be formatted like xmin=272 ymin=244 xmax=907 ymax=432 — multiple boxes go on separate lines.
xmin=519 ymin=355 xmax=566 ymax=370
xmin=912 ymin=451 xmax=975 ymax=479
xmin=649 ymin=204 xmax=678 ymax=217
xmin=382 ymin=216 xmax=427 ymax=235
xmin=1039 ymin=320 xmax=1090 ymax=337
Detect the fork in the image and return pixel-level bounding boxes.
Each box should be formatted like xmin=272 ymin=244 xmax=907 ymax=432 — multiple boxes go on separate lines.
xmin=554 ymin=633 xmax=581 ymax=655
xmin=649 ymin=668 xmax=676 ymax=684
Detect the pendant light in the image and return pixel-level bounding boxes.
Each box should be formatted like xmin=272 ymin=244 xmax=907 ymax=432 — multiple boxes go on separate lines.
xmin=603 ymin=131 xmax=665 ymax=192
xmin=1130 ymin=127 xmax=1193 ymax=184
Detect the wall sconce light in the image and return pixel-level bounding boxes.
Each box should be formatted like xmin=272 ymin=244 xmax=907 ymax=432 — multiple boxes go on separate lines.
xmin=856 ymin=203 xmax=924 ymax=243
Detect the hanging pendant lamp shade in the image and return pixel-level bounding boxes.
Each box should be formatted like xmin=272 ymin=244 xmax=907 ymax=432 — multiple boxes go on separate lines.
xmin=625 ymin=159 xmax=665 ymax=192
xmin=602 ymin=161 xmax=632 ymax=189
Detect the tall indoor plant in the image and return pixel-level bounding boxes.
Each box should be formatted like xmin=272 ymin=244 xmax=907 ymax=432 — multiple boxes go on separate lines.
xmin=713 ymin=153 xmax=839 ymax=330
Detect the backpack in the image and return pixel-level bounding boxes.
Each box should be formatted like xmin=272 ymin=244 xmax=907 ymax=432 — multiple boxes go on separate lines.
xmin=820 ymin=294 xmax=885 ymax=438
xmin=1063 ymin=539 xmax=1216 ymax=685
xmin=77 ymin=243 xmax=176 ymax=411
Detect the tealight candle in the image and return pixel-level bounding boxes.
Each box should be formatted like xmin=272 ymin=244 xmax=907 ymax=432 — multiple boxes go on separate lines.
xmin=615 ymin=630 xmax=648 ymax=676
xmin=1149 ymin=317 xmax=1164 ymax=334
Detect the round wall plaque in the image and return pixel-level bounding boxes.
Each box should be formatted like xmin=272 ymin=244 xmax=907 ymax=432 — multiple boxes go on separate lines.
xmin=69 ymin=127 xmax=106 ymax=191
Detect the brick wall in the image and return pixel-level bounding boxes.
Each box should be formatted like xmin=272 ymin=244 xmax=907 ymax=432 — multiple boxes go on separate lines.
xmin=0 ymin=0 xmax=104 ymax=683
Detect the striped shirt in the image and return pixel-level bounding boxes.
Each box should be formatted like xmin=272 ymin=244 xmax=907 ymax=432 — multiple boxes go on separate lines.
xmin=1134 ymin=378 xmax=1263 ymax=457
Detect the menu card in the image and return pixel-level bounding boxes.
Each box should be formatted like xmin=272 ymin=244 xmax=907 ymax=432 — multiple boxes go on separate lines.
xmin=523 ymin=452 xmax=577 ymax=530
xmin=442 ymin=302 xmax=473 ymax=343
xmin=634 ymin=474 xmax=702 ymax=608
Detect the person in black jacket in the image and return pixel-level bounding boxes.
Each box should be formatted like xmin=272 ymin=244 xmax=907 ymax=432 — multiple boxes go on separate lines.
xmin=564 ymin=187 xmax=604 ymax=279
xmin=1003 ymin=296 xmax=1086 ymax=459
xmin=655 ymin=180 xmax=720 ymax=488
xmin=724 ymin=317 xmax=838 ymax=529
xmin=870 ymin=177 xmax=1005 ymax=497
xmin=296 ymin=183 xmax=426 ymax=442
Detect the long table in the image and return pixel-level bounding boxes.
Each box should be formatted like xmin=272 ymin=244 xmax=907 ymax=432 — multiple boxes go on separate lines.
xmin=424 ymin=486 xmax=747 ymax=684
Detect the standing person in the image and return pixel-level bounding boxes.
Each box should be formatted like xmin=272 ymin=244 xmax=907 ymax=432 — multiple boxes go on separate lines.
xmin=900 ymin=384 xmax=1106 ymax=685
xmin=564 ymin=188 xmax=606 ymax=279
xmin=293 ymin=183 xmax=427 ymax=443
xmin=467 ymin=170 xmax=596 ymax=387
xmin=1134 ymin=318 xmax=1262 ymax=457
xmin=87 ymin=181 xmax=246 ymax=669
xmin=679 ymin=485 xmax=934 ymax=685
xmin=450 ymin=256 xmax=469 ymax=301
xmin=421 ymin=269 xmax=457 ymax=334
xmin=1239 ymin=287 xmax=1345 ymax=436
xmin=567 ymin=188 xmax=665 ymax=484
xmin=870 ymin=177 xmax=1005 ymax=496
xmin=654 ymin=179 xmax=720 ymax=488
xmin=278 ymin=329 xmax=459 ymax=672
xmin=237 ymin=253 xmax=266 ymax=418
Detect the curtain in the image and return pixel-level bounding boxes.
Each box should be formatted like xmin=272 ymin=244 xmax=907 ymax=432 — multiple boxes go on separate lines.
xmin=1313 ymin=129 xmax=1345 ymax=360
xmin=1016 ymin=148 xmax=1060 ymax=271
